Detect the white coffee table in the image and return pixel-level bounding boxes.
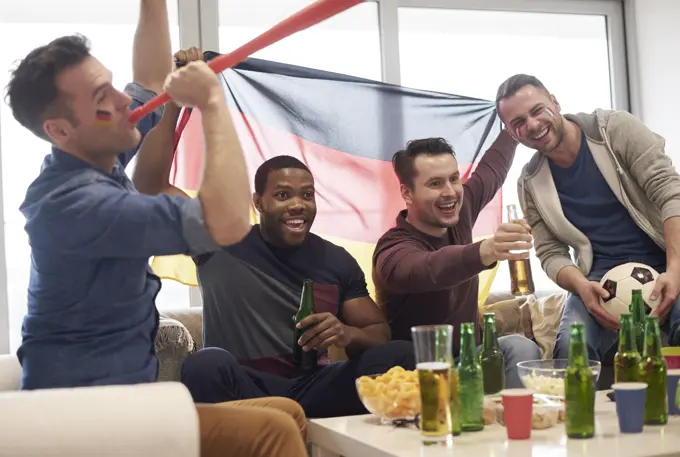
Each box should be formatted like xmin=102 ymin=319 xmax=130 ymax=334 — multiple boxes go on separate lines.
xmin=309 ymin=392 xmax=680 ymax=457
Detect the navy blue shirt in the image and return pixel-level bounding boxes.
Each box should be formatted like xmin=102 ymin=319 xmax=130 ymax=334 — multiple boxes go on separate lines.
xmin=549 ymin=133 xmax=664 ymax=260
xmin=18 ymin=83 xmax=219 ymax=389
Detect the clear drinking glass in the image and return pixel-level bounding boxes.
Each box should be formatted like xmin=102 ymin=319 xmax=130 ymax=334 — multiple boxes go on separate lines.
xmin=411 ymin=325 xmax=453 ymax=444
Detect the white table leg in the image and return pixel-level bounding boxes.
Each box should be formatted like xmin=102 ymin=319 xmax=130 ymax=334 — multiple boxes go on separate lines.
xmin=311 ymin=443 xmax=341 ymax=457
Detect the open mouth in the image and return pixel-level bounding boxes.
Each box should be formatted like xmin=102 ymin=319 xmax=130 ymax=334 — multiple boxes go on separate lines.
xmin=531 ymin=125 xmax=550 ymax=141
xmin=283 ymin=218 xmax=307 ymax=233
xmin=436 ymin=201 xmax=458 ymax=215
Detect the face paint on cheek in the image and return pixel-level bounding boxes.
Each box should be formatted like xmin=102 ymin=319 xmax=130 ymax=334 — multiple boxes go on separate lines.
xmin=93 ymin=110 xmax=114 ymax=127
xmin=514 ymin=124 xmax=529 ymax=141
xmin=544 ymin=107 xmax=554 ymax=117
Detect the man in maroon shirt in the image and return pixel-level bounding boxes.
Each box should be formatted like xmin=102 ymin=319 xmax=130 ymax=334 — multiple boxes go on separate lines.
xmin=372 ymin=132 xmax=541 ymax=388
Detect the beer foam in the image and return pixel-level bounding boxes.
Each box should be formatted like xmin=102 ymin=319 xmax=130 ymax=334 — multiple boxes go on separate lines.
xmin=611 ymin=382 xmax=648 ymax=390
xmin=416 ymin=361 xmax=451 ymax=371
xmin=500 ymin=388 xmax=533 ymax=397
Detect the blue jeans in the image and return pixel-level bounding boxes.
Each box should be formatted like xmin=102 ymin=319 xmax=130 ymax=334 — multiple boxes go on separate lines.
xmin=454 ymin=334 xmax=541 ymax=388
xmin=553 ymin=255 xmax=680 ymax=361
xmin=495 ymin=335 xmax=542 ymax=388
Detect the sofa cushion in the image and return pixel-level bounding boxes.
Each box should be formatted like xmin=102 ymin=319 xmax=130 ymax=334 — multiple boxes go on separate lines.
xmin=155 ymin=317 xmax=195 ymax=382
xmin=479 ymin=297 xmax=533 ymax=340
xmin=161 ymin=308 xmax=203 ymax=350
xmin=525 ymin=292 xmax=567 ymax=359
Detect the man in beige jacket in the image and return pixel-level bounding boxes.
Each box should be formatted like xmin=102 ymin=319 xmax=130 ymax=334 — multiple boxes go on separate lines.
xmin=495 ymin=74 xmax=680 ymax=360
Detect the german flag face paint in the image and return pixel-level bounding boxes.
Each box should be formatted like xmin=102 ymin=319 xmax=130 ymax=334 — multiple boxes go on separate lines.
xmin=513 ymin=108 xmax=555 ymax=142
xmin=93 ymin=109 xmax=113 ymax=127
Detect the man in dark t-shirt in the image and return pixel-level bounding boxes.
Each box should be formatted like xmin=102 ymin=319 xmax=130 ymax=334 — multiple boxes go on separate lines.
xmin=181 ymin=155 xmax=415 ymax=418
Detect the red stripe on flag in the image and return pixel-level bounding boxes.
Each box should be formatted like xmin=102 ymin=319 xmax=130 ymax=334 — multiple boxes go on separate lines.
xmin=174 ymin=109 xmax=501 ymax=243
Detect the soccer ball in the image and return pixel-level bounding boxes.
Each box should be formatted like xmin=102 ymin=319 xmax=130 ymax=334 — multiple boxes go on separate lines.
xmin=598 ymin=262 xmax=661 ymax=319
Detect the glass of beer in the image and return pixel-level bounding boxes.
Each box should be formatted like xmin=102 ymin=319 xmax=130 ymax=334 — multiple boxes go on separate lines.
xmin=411 ymin=325 xmax=453 ymax=444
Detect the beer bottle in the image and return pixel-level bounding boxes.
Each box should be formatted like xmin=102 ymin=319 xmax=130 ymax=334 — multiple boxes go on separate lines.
xmin=457 ymin=322 xmax=484 ymax=431
xmin=293 ymin=279 xmax=317 ymax=371
xmin=640 ymin=316 xmax=668 ymax=425
xmin=449 ymin=358 xmax=462 ymax=436
xmin=564 ymin=322 xmax=595 ymax=439
xmin=480 ymin=313 xmax=505 ymax=395
xmin=614 ymin=313 xmax=641 ymax=383
xmin=506 ymin=204 xmax=535 ymax=296
xmin=630 ymin=289 xmax=646 ymax=353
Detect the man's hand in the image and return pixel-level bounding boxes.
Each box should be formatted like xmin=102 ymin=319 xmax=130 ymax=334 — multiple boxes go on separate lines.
xmin=163 ymin=61 xmax=223 ymax=110
xmin=479 ymin=220 xmax=533 ymax=266
xmin=174 ymin=46 xmax=204 ymax=69
xmin=297 ymin=312 xmax=351 ymax=350
xmin=650 ymin=270 xmax=680 ymax=323
xmin=577 ymin=281 xmax=619 ymax=331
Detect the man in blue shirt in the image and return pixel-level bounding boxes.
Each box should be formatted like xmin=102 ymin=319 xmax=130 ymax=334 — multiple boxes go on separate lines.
xmin=6 ymin=33 xmax=253 ymax=390
xmin=5 ymin=3 xmax=310 ymax=455
xmin=496 ymin=74 xmax=680 ymax=361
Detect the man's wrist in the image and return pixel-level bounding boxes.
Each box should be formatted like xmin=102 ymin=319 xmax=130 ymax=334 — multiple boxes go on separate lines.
xmin=479 ymin=238 xmax=497 ymax=266
xmin=199 ymin=89 xmax=227 ymax=113
xmin=341 ymin=324 xmax=358 ymax=348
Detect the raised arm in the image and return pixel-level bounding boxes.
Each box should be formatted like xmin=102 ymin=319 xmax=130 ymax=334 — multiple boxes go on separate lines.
xmin=30 ymin=182 xmax=220 ymax=260
xmin=132 ymin=102 xmax=187 ymax=197
xmin=374 ymin=238 xmax=493 ymax=294
xmin=133 ymin=48 xmax=203 ymax=198
xmin=119 ymin=0 xmax=174 ymax=168
xmin=161 ymin=61 xmax=250 ymax=246
xmin=464 ymin=129 xmax=518 ymax=222
xmin=133 ymin=0 xmax=173 ymax=95
xmin=374 ymin=222 xmax=532 ymax=295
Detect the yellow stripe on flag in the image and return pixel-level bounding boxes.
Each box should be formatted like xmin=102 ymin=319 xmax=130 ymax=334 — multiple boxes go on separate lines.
xmin=150 ymin=199 xmax=497 ymax=307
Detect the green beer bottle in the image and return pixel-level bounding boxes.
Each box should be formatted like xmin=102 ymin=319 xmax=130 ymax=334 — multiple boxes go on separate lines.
xmin=457 ymin=322 xmax=484 ymax=431
xmin=293 ymin=279 xmax=317 ymax=371
xmin=630 ymin=289 xmax=646 ymax=353
xmin=640 ymin=316 xmax=668 ymax=425
xmin=615 ymin=313 xmax=641 ymax=383
xmin=564 ymin=322 xmax=595 ymax=439
xmin=480 ymin=313 xmax=505 ymax=395
xmin=449 ymin=360 xmax=462 ymax=436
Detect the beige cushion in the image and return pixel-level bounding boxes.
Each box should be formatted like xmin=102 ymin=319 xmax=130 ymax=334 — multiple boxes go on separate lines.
xmin=525 ymin=292 xmax=567 ymax=359
xmin=155 ymin=318 xmax=195 ymax=382
xmin=479 ymin=297 xmax=533 ymax=340
xmin=161 ymin=308 xmax=203 ymax=350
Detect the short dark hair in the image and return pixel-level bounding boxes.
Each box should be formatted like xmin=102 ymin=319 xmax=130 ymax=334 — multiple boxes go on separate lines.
xmin=254 ymin=155 xmax=311 ymax=194
xmin=392 ymin=137 xmax=456 ymax=188
xmin=495 ymin=74 xmax=549 ymax=114
xmin=5 ymin=34 xmax=91 ymax=142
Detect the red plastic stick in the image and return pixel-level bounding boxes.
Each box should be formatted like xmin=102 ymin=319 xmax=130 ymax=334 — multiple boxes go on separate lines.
xmin=129 ymin=0 xmax=363 ymax=124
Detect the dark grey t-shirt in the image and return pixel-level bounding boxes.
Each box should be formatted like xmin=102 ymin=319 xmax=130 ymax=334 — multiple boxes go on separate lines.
xmin=195 ymin=225 xmax=369 ymax=378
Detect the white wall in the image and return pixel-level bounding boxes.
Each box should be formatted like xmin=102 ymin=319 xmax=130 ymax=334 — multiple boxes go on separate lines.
xmin=627 ymin=0 xmax=680 ymax=162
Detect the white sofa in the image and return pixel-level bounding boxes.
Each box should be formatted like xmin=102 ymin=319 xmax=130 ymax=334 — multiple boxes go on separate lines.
xmin=0 ymin=354 xmax=200 ymax=457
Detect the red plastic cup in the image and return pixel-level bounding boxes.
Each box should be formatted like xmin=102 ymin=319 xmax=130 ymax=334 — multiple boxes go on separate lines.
xmin=663 ymin=352 xmax=680 ymax=370
xmin=501 ymin=388 xmax=533 ymax=440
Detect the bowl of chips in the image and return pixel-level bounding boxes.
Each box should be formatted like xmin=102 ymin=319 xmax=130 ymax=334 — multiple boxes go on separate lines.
xmin=355 ymin=366 xmax=421 ymax=424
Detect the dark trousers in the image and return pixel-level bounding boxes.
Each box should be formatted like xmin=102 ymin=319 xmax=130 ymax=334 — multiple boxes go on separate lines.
xmin=180 ymin=340 xmax=415 ymax=418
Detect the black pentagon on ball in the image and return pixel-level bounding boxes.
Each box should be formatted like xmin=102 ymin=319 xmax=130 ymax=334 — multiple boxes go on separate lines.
xmin=602 ymin=279 xmax=617 ymax=302
xmin=631 ymin=267 xmax=654 ymax=285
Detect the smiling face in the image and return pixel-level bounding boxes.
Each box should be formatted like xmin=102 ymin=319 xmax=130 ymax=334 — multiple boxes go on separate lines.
xmin=401 ymin=153 xmax=464 ymax=235
xmin=44 ymin=56 xmax=141 ymax=166
xmin=498 ymin=84 xmax=565 ymax=154
xmin=254 ymin=167 xmax=317 ymax=247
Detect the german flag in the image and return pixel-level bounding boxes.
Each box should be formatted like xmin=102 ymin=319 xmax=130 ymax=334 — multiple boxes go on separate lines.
xmin=152 ymin=53 xmax=503 ymax=306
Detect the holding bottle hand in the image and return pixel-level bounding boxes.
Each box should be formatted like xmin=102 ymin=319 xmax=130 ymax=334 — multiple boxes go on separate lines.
xmin=480 ymin=220 xmax=533 ymax=266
